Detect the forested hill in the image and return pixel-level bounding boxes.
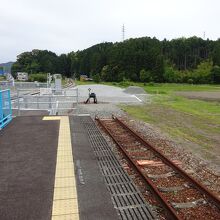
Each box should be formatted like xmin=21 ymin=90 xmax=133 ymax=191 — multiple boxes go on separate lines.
xmin=12 ymin=36 xmax=220 ymax=83
xmin=0 ymin=62 xmax=14 ymax=73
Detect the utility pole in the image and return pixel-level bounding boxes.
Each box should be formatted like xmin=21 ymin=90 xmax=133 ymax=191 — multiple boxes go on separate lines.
xmin=122 ymin=24 xmax=125 ymax=42
xmin=203 ymin=31 xmax=206 ymax=40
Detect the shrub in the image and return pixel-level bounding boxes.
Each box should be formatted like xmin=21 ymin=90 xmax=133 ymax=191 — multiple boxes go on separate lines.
xmin=140 ymin=69 xmax=152 ymax=82
xmin=188 ymin=78 xmax=193 ymax=84
xmin=29 ymin=73 xmax=47 ymax=82
xmin=211 ymin=65 xmax=220 ymax=84
xmin=148 ymin=82 xmax=155 ymax=86
xmin=93 ymin=74 xmax=101 ymax=83
xmin=118 ymin=80 xmax=131 ymax=87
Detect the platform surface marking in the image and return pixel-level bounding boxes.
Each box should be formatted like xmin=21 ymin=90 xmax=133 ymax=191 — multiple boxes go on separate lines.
xmin=43 ymin=116 xmax=79 ymax=220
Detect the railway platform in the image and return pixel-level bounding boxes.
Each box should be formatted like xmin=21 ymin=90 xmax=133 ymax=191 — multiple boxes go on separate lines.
xmin=0 ymin=115 xmax=155 ymax=220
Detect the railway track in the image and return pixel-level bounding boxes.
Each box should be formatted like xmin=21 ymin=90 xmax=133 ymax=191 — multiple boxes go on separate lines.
xmin=96 ymin=116 xmax=220 ymax=220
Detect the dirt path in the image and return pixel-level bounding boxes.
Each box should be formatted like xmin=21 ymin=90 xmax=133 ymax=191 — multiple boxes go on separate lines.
xmin=176 ymin=91 xmax=220 ymax=101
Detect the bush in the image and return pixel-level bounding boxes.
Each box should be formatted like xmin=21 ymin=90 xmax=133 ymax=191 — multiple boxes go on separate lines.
xmin=93 ymin=74 xmax=100 ymax=83
xmin=188 ymin=78 xmax=193 ymax=84
xmin=211 ymin=65 xmax=220 ymax=84
xmin=192 ymin=60 xmax=212 ymax=84
xmin=118 ymin=80 xmax=132 ymax=87
xmin=163 ymin=66 xmax=176 ymax=82
xmin=140 ymin=69 xmax=152 ymax=82
xmin=148 ymin=82 xmax=155 ymax=86
xmin=29 ymin=73 xmax=47 ymax=82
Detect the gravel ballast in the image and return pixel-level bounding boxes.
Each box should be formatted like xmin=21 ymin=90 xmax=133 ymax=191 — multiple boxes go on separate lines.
xmin=124 ymin=86 xmax=147 ymax=94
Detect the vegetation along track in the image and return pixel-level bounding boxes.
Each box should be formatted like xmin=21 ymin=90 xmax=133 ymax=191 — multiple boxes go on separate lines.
xmin=96 ymin=116 xmax=220 ymax=220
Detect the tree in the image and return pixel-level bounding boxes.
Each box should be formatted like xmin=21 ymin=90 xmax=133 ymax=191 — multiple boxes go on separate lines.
xmin=211 ymin=65 xmax=220 ymax=84
xmin=11 ymin=36 xmax=220 ymax=84
xmin=163 ymin=66 xmax=176 ymax=83
xmin=193 ymin=60 xmax=212 ymax=83
xmin=212 ymin=41 xmax=220 ymax=66
xmin=93 ymin=74 xmax=101 ymax=83
xmin=12 ymin=49 xmax=59 ymax=75
xmin=58 ymin=54 xmax=71 ymax=76
xmin=11 ymin=62 xmax=22 ymax=77
xmin=101 ymin=65 xmax=112 ymax=81
xmin=140 ymin=69 xmax=152 ymax=82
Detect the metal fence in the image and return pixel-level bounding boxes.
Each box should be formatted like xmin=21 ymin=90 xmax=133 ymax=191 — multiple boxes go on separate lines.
xmin=0 ymin=81 xmax=47 ymax=90
xmin=12 ymin=88 xmax=79 ymax=115
xmin=0 ymin=89 xmax=12 ymax=129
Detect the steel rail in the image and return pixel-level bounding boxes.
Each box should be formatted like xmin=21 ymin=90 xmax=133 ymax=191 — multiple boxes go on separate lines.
xmin=96 ymin=117 xmax=181 ymax=220
xmin=113 ymin=116 xmax=220 ymax=211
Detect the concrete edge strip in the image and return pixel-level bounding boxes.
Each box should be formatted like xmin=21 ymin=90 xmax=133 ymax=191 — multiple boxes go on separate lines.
xmin=43 ymin=116 xmax=79 ymax=220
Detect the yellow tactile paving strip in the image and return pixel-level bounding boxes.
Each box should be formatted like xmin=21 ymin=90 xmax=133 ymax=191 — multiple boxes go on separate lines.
xmin=43 ymin=116 xmax=79 ymax=220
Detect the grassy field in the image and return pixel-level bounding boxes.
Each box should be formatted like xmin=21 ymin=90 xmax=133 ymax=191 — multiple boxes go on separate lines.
xmin=120 ymin=83 xmax=220 ymax=123
xmin=141 ymin=83 xmax=220 ymax=94
xmin=75 ymin=80 xmax=97 ymax=85
xmin=120 ymin=83 xmax=220 ymax=164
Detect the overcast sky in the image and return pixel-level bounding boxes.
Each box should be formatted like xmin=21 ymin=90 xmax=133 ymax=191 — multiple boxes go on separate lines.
xmin=0 ymin=0 xmax=219 ymax=63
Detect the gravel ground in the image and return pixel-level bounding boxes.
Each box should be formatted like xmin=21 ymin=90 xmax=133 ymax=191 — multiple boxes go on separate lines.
xmin=76 ymin=103 xmax=125 ymax=118
xmin=124 ymin=86 xmax=147 ymax=94
xmin=176 ymin=91 xmax=220 ymax=101
xmin=74 ymin=84 xmax=150 ymax=118
xmin=75 ymin=84 xmax=149 ymax=103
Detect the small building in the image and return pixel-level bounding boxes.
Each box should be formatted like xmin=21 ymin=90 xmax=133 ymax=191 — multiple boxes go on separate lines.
xmin=80 ymin=74 xmax=93 ymax=81
xmin=80 ymin=74 xmax=88 ymax=81
xmin=17 ymin=72 xmax=28 ymax=81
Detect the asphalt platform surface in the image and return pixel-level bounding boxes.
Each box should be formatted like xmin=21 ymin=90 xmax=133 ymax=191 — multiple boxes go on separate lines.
xmin=0 ymin=116 xmax=120 ymax=220
xmin=12 ymin=109 xmax=49 ymax=116
xmin=70 ymin=116 xmax=119 ymax=220
xmin=0 ymin=116 xmax=59 ymax=220
xmin=0 ymin=113 xmax=152 ymax=220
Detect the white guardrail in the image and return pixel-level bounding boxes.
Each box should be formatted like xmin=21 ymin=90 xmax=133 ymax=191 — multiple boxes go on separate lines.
xmin=12 ymin=88 xmax=79 ymax=115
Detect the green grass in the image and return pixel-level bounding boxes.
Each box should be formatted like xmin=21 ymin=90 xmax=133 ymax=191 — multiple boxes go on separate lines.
xmin=122 ymin=100 xmax=220 ymax=151
xmin=141 ymin=83 xmax=220 ymax=94
xmin=121 ymin=105 xmax=155 ymax=123
xmin=153 ymin=95 xmax=220 ymax=123
xmin=75 ymin=80 xmax=134 ymax=88
xmin=75 ymin=80 xmax=97 ymax=85
xmin=106 ymin=81 xmax=220 ymax=93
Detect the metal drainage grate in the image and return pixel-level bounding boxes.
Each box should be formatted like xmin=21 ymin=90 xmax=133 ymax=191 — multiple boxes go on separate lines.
xmin=80 ymin=116 xmax=155 ymax=220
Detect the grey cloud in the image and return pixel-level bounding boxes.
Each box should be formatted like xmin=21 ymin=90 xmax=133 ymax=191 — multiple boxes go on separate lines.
xmin=0 ymin=0 xmax=220 ymax=62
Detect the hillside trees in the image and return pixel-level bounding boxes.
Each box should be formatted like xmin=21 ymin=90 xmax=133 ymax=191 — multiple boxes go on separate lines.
xmin=211 ymin=65 xmax=220 ymax=83
xmin=12 ymin=50 xmax=59 ymax=75
xmin=212 ymin=40 xmax=220 ymax=66
xmin=11 ymin=36 xmax=220 ymax=83
xmin=140 ymin=69 xmax=152 ymax=83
